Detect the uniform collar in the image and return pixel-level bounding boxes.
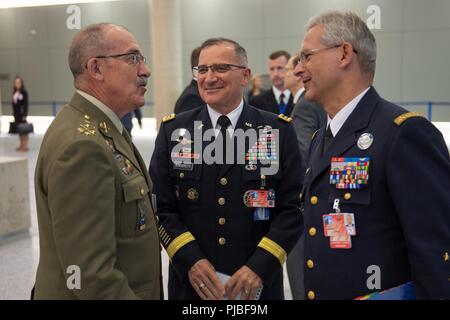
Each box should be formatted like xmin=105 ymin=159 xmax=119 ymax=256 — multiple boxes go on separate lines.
xmin=76 ymin=89 xmax=124 ymax=134
xmin=207 ymin=99 xmax=244 ymax=135
xmin=327 ymin=87 xmax=370 ymax=136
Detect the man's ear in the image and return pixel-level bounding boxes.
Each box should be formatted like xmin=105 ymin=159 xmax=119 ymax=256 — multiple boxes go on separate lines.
xmin=85 ymin=58 xmax=104 ymax=81
xmin=338 ymin=42 xmax=357 ymax=69
xmin=242 ymin=67 xmax=252 ymax=86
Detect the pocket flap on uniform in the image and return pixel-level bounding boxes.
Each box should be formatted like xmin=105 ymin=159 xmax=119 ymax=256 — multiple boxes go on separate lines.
xmin=242 ymin=165 xmax=282 ymax=181
xmin=122 ymin=175 xmax=149 ymax=202
xmin=328 ymin=188 xmax=371 ymax=206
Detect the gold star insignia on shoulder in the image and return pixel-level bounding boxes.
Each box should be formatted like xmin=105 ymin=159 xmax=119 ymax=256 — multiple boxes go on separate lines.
xmin=278 ymin=114 xmax=292 ymax=123
xmin=84 ymin=114 xmax=91 ymax=121
xmin=394 ymin=112 xmax=422 ymax=126
xmin=78 ymin=122 xmax=96 ymax=136
xmin=99 ymin=121 xmax=110 ymax=133
xmin=162 ymin=113 xmax=176 ymax=123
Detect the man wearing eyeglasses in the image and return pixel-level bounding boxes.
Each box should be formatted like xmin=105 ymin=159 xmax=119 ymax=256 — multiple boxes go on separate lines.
xmin=296 ymin=11 xmax=450 ymax=300
xmin=34 ymin=23 xmax=161 ymax=299
xmin=150 ymin=38 xmax=303 ymax=300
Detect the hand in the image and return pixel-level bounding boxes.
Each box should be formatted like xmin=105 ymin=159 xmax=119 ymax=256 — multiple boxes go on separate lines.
xmin=225 ymin=266 xmax=262 ymax=300
xmin=188 ymin=259 xmax=225 ymax=300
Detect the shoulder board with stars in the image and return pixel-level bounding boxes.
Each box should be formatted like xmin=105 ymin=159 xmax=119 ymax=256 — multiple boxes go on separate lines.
xmin=162 ymin=113 xmax=176 ymax=123
xmin=278 ymin=114 xmax=292 ymax=123
xmin=77 ymin=114 xmax=96 ymax=136
xmin=394 ymin=112 xmax=422 ymax=126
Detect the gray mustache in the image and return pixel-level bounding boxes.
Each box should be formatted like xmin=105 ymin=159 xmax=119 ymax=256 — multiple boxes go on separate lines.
xmin=136 ymin=77 xmax=148 ymax=86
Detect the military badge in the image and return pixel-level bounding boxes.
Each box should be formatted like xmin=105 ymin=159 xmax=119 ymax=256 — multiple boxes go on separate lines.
xmin=186 ymin=188 xmax=199 ymax=201
xmin=357 ymin=133 xmax=374 ymax=150
xmin=330 ymin=157 xmax=370 ymax=189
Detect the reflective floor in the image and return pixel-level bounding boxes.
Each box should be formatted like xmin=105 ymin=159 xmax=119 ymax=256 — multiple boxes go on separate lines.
xmin=0 ymin=116 xmax=294 ymax=300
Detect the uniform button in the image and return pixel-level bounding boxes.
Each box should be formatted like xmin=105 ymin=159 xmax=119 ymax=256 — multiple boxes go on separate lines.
xmin=309 ymin=227 xmax=317 ymax=237
xmin=140 ymin=187 xmax=145 ymax=196
xmin=344 ymin=192 xmax=351 ymax=200
xmin=220 ymin=178 xmax=228 ymax=186
xmin=218 ymin=217 xmax=226 ymax=225
xmin=307 ymin=291 xmax=315 ymax=300
xmin=260 ymin=175 xmax=266 ymax=180
xmin=218 ymin=237 xmax=226 ymax=245
xmin=310 ymin=196 xmax=318 ymax=205
xmin=218 ymin=197 xmax=226 ymax=206
xmin=307 ymin=259 xmax=314 ymax=269
xmin=179 ymin=172 xmax=185 ymax=179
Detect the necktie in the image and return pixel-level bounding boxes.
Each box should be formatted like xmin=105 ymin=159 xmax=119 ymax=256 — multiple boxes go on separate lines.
xmin=217 ymin=115 xmax=232 ymax=165
xmin=322 ymin=125 xmax=334 ymax=154
xmin=278 ymin=93 xmax=287 ymax=114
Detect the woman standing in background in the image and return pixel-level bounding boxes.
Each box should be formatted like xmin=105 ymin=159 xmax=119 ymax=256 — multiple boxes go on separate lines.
xmin=12 ymin=76 xmax=29 ymax=151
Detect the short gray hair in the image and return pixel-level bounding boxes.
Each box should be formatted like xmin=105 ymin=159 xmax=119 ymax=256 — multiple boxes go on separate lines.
xmin=68 ymin=23 xmax=124 ymax=79
xmin=306 ymin=11 xmax=376 ymax=77
xmin=199 ymin=37 xmax=248 ymax=66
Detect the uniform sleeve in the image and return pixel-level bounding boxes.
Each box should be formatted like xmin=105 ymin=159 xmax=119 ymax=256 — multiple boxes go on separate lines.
xmin=386 ymin=118 xmax=450 ymax=299
xmin=48 ymin=139 xmax=139 ymax=299
xmin=292 ymin=101 xmax=321 ymax=167
xmin=149 ymin=123 xmax=206 ymax=280
xmin=245 ymin=124 xmax=304 ymax=286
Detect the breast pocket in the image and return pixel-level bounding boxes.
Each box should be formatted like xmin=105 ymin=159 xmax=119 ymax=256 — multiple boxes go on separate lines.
xmin=121 ymin=175 xmax=150 ymax=238
xmin=171 ymin=168 xmax=202 ymax=212
xmin=328 ymin=187 xmax=371 ymax=206
xmin=241 ymin=167 xmax=282 ymax=220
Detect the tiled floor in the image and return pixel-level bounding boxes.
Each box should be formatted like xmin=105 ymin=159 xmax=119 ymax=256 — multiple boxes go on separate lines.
xmin=0 ymin=118 xmax=294 ymax=300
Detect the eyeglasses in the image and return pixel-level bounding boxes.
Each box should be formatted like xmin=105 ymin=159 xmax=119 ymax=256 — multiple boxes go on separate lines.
xmin=299 ymin=45 xmax=358 ymax=64
xmin=95 ymin=52 xmax=147 ymax=65
xmin=193 ymin=63 xmax=246 ymax=75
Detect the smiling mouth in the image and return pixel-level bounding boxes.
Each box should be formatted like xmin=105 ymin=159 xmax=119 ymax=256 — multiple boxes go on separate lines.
xmin=205 ymin=87 xmax=223 ymax=92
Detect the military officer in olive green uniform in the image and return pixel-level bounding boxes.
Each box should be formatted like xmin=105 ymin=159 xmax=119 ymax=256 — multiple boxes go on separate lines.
xmin=34 ymin=23 xmax=161 ymax=299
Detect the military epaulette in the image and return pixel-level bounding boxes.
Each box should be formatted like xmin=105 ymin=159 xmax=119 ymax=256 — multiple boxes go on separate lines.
xmin=394 ymin=112 xmax=422 ymax=126
xmin=162 ymin=113 xmax=176 ymax=123
xmin=311 ymin=129 xmax=320 ymax=140
xmin=77 ymin=114 xmax=96 ymax=136
xmin=278 ymin=114 xmax=292 ymax=123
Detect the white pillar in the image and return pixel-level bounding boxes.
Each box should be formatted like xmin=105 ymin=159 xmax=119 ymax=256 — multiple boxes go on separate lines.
xmin=149 ymin=0 xmax=182 ymax=128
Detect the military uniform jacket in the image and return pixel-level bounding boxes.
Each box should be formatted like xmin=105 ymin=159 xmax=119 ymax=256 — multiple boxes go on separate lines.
xmin=34 ymin=93 xmax=161 ymax=299
xmin=150 ymin=103 xmax=303 ymax=299
xmin=302 ymin=87 xmax=450 ymax=300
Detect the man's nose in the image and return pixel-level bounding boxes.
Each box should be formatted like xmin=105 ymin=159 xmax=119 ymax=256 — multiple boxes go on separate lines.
xmin=140 ymin=63 xmax=151 ymax=78
xmin=294 ymin=62 xmax=304 ymax=78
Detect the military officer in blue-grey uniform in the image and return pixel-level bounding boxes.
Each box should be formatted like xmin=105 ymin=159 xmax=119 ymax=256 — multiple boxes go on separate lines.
xmin=150 ymin=38 xmax=303 ymax=300
xmin=295 ymin=11 xmax=450 ymax=300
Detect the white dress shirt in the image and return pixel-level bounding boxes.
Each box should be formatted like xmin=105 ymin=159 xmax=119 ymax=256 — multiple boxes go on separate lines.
xmin=207 ymin=99 xmax=244 ymax=137
xmin=272 ymin=86 xmax=291 ymax=105
xmin=293 ymin=87 xmax=305 ymax=104
xmin=327 ymin=87 xmax=370 ymax=137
